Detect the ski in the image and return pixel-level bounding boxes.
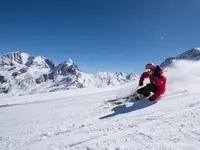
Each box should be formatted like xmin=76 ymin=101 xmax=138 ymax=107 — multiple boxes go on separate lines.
xmin=101 ymin=89 xmax=188 ymax=107
xmin=103 ymin=87 xmax=139 ymax=104
xmin=102 ymin=95 xmax=138 ymax=107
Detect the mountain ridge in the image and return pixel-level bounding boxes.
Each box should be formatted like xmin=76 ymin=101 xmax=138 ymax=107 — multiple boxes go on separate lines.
xmin=0 ymin=51 xmax=138 ymax=96
xmin=160 ymin=47 xmax=200 ymax=68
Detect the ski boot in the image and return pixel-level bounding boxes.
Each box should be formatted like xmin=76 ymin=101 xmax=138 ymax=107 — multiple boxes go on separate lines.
xmin=134 ymin=94 xmax=145 ymax=101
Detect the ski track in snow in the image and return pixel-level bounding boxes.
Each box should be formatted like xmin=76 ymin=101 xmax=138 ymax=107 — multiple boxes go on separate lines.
xmin=1 ymin=60 xmax=200 ymax=150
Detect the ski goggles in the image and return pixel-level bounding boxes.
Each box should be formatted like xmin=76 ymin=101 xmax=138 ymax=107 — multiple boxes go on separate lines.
xmin=146 ymin=68 xmax=154 ymax=72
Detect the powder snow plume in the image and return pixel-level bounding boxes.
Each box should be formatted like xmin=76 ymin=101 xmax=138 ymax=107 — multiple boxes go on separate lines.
xmin=164 ymin=60 xmax=200 ymax=93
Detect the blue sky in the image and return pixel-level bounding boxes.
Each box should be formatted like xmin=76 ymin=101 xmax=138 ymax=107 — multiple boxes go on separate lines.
xmin=0 ymin=0 xmax=200 ymax=73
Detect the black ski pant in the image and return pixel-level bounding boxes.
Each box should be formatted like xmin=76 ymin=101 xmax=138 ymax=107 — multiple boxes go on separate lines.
xmin=137 ymin=84 xmax=159 ymax=97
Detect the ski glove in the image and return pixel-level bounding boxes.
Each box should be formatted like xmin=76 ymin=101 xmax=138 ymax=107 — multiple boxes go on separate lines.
xmin=139 ymin=81 xmax=143 ymax=86
xmin=149 ymin=96 xmax=156 ymax=101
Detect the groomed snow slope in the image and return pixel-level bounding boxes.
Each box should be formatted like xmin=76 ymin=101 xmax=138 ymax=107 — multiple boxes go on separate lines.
xmin=0 ymin=60 xmax=200 ymax=150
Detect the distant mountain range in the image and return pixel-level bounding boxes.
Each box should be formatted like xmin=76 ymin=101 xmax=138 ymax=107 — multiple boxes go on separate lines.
xmin=0 ymin=52 xmax=138 ymax=96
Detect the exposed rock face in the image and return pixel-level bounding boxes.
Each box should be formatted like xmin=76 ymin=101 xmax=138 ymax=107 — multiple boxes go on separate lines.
xmin=161 ymin=48 xmax=200 ymax=68
xmin=0 ymin=75 xmax=6 ymax=84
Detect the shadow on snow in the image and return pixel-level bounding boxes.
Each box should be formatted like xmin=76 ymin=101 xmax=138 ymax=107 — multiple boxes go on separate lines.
xmin=99 ymin=100 xmax=157 ymax=119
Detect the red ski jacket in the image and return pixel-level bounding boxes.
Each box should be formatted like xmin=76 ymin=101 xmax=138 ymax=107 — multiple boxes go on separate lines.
xmin=139 ymin=65 xmax=167 ymax=99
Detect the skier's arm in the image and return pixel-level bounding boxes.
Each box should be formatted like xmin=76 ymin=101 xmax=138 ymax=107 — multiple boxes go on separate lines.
xmin=139 ymin=72 xmax=149 ymax=82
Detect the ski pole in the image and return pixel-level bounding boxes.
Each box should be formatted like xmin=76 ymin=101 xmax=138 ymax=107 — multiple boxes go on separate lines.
xmin=133 ymin=86 xmax=139 ymax=91
xmin=130 ymin=85 xmax=139 ymax=95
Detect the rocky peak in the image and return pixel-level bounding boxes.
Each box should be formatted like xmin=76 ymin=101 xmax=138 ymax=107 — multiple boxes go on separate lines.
xmin=160 ymin=48 xmax=200 ymax=68
xmin=63 ymin=59 xmax=73 ymax=66
xmin=58 ymin=59 xmax=79 ymax=73
xmin=0 ymin=51 xmax=30 ymax=66
xmin=26 ymin=56 xmax=55 ymax=70
xmin=115 ymin=72 xmax=127 ymax=77
xmin=178 ymin=48 xmax=200 ymax=59
xmin=126 ymin=73 xmax=138 ymax=80
xmin=0 ymin=51 xmax=55 ymax=70
xmin=48 ymin=59 xmax=79 ymax=79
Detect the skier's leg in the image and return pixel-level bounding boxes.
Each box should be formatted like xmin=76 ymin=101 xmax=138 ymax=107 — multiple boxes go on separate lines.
xmin=150 ymin=84 xmax=159 ymax=93
xmin=137 ymin=87 xmax=145 ymax=95
xmin=143 ymin=84 xmax=158 ymax=97
xmin=135 ymin=84 xmax=158 ymax=100
xmin=134 ymin=86 xmax=148 ymax=100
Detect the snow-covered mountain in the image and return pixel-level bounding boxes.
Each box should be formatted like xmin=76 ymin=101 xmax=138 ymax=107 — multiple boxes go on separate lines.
xmin=0 ymin=51 xmax=55 ymax=70
xmin=0 ymin=52 xmax=138 ymax=96
xmin=160 ymin=47 xmax=200 ymax=68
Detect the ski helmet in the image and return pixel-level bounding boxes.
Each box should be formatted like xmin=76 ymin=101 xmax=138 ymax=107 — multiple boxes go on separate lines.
xmin=145 ymin=63 xmax=155 ymax=72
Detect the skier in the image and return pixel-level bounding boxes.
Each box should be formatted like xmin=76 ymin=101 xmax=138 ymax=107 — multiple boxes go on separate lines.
xmin=136 ymin=63 xmax=167 ymax=101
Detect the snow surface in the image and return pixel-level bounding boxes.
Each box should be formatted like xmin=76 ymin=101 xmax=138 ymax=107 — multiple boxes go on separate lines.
xmin=65 ymin=59 xmax=73 ymax=66
xmin=0 ymin=60 xmax=200 ymax=149
xmin=18 ymin=52 xmax=30 ymax=65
